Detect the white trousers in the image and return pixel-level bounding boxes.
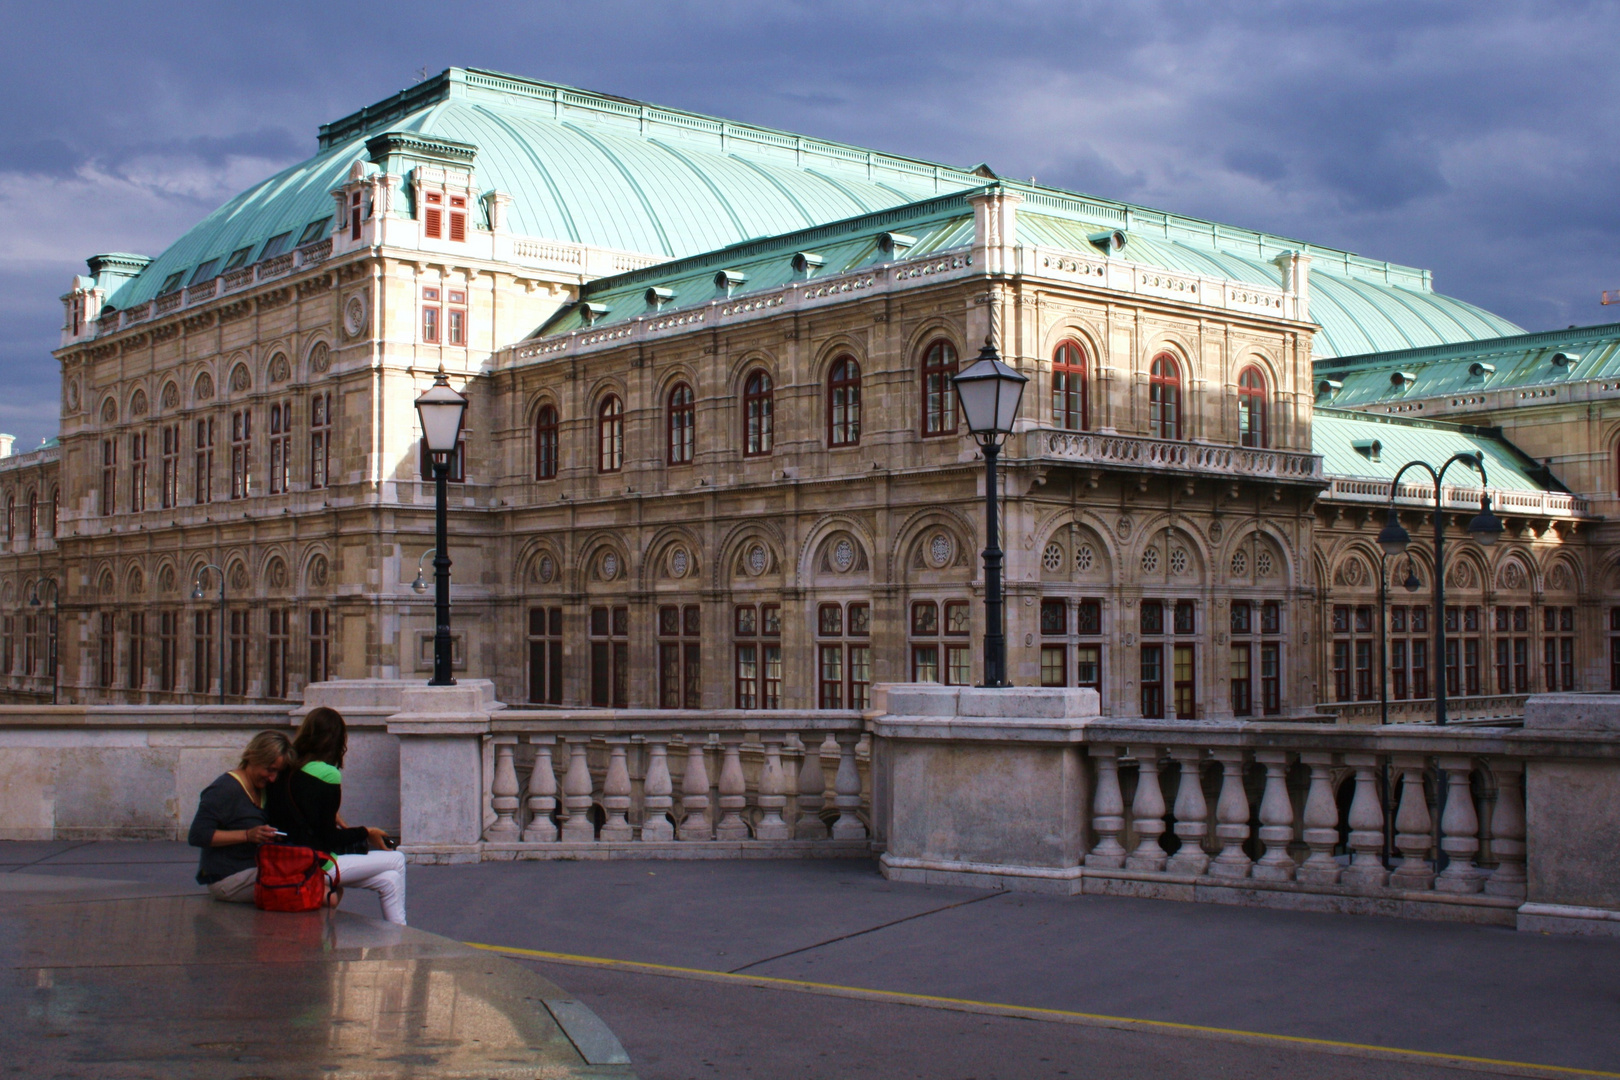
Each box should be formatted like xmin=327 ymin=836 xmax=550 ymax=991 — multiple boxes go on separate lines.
xmin=335 ymin=850 xmax=408 ymax=925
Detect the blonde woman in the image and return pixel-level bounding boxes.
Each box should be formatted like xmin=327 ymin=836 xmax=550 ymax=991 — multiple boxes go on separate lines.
xmin=187 ymin=730 xmax=293 ymax=903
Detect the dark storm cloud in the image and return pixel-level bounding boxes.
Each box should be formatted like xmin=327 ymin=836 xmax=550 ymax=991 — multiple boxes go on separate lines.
xmin=0 ymin=0 xmax=1615 ymax=449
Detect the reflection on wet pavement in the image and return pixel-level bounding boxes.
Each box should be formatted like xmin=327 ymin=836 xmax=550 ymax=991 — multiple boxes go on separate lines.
xmin=0 ymin=875 xmax=633 ymax=1079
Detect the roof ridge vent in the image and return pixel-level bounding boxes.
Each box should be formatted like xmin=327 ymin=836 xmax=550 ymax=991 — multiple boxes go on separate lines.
xmin=1352 ymin=438 xmax=1382 ymax=462
xmin=581 ymin=302 xmax=609 ymax=326
xmin=791 ymin=251 xmax=824 ymax=278
xmin=714 ymin=270 xmax=747 ymax=297
xmin=645 ymin=287 xmax=674 ymax=311
xmin=1316 ymin=379 xmax=1342 ymax=399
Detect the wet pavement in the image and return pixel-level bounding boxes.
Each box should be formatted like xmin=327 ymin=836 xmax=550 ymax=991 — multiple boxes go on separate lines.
xmin=0 ymin=868 xmax=633 ymax=1079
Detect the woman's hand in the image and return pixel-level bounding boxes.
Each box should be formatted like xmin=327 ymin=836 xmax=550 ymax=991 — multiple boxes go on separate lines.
xmin=365 ymin=827 xmax=388 ymax=850
xmin=246 ymin=824 xmax=281 ymax=844
xmin=210 ymin=824 xmax=279 ymax=846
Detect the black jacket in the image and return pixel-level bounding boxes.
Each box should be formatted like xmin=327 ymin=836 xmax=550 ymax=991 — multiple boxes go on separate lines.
xmin=187 ymin=773 xmax=268 ymax=883
xmin=266 ymin=764 xmax=370 ymax=855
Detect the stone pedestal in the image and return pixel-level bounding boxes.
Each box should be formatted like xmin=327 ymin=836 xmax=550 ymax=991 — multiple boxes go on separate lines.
xmin=1520 ymin=694 xmax=1620 ymax=935
xmin=386 ymin=680 xmax=499 ymax=863
xmin=870 ymin=684 xmax=1100 ymax=894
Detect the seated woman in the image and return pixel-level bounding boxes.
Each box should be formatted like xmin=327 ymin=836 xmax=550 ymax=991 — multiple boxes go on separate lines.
xmin=188 ymin=730 xmax=293 ymax=902
xmin=268 ymin=706 xmax=406 ymax=925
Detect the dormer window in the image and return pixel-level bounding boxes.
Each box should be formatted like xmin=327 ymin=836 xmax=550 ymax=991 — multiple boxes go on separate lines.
xmin=422 ymin=193 xmax=467 ymax=241
xmin=350 ymin=190 xmax=363 ymax=240
xmin=259 ymin=232 xmax=294 ymax=260
xmin=158 ymin=272 xmax=184 ymax=295
xmin=297 ymin=218 xmax=331 ymax=246
xmin=189 ymin=259 xmax=220 ymax=285
xmin=222 ymin=246 xmax=253 ymax=272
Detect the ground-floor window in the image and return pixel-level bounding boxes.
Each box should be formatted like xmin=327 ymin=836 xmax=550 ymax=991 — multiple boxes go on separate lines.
xmin=817 ymin=602 xmax=871 ymax=709
xmin=733 ymin=603 xmax=781 ymax=709
xmin=590 ymin=605 xmax=629 ymax=708
xmin=658 ymin=604 xmax=701 ymax=709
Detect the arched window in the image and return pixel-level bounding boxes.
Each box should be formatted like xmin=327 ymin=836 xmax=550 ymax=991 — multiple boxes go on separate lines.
xmin=743 ymin=370 xmax=773 ymax=456
xmin=26 ymin=491 xmax=37 ymax=542
xmin=49 ymin=487 xmax=58 ymax=537
xmin=1237 ymin=365 xmax=1268 ymax=448
xmin=534 ymin=404 xmax=558 ymax=479
xmin=1052 ymin=340 xmax=1088 ymax=431
xmin=921 ymin=340 xmax=958 ymax=436
xmin=828 ymin=357 xmax=861 ymax=447
xmin=1149 ymin=354 xmax=1181 ymax=440
xmin=668 ymin=383 xmax=694 ymax=464
xmin=3 ymin=494 xmax=11 ymax=542
xmin=598 ymin=396 xmax=623 ymax=473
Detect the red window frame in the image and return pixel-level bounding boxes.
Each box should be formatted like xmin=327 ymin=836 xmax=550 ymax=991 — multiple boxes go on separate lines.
xmin=1052 ymin=340 xmax=1088 ymax=431
xmin=448 ymin=195 xmax=467 ymax=242
xmin=1149 ymin=354 xmax=1181 ymax=440
xmin=1238 ymin=365 xmax=1268 ymax=448
xmin=598 ymin=395 xmax=624 ymax=473
xmin=310 ymin=391 xmax=331 ymax=489
xmin=423 ymin=191 xmax=443 ymax=239
xmin=921 ymin=340 xmax=958 ymax=436
xmin=535 ymin=404 xmax=558 ymax=479
xmin=828 ymin=356 xmax=861 ymax=447
xmin=128 ymin=431 xmax=147 ymax=513
xmin=447 ymin=289 xmax=467 ymax=346
xmin=668 ymin=383 xmax=694 ymax=464
xmin=349 ymin=190 xmax=362 ymax=241
xmin=422 ymin=287 xmax=441 ymax=343
xmin=268 ymin=401 xmax=291 ymax=494
xmin=743 ymin=370 xmax=773 ymax=457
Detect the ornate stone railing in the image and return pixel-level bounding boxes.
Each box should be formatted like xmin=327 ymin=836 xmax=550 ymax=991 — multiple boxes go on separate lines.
xmin=481 ymin=709 xmax=870 ymax=857
xmin=1024 ymin=429 xmax=1324 ymax=483
xmin=258 ymin=252 xmax=296 ymax=279
xmin=184 ymin=279 xmax=216 ymax=303
xmin=1319 ymin=694 xmax=1530 ymax=727
xmin=1325 ymin=477 xmax=1589 ymax=517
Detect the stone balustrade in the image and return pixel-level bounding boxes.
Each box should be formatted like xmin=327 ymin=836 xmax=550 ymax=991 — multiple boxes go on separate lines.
xmin=479 ymin=709 xmax=871 ymax=859
xmin=1317 ymin=693 xmax=1529 ymax=726
xmin=1024 ymin=429 xmax=1324 ymax=484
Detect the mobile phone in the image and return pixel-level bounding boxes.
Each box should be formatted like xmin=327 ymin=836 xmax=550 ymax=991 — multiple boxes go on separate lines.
xmin=271 ymin=830 xmax=288 ymax=839
xmin=381 ymin=835 xmax=400 ymax=850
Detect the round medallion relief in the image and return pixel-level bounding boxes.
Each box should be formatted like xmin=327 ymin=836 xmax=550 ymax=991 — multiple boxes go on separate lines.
xmin=1170 ymin=547 xmax=1189 ymax=576
xmin=66 ymin=380 xmax=80 ymax=412
xmin=343 ymin=294 xmax=368 ymax=338
xmin=1142 ymin=547 xmax=1160 ymax=574
xmin=1209 ymin=520 xmax=1224 ymax=543
xmin=601 ymin=551 xmax=619 ymax=581
xmin=1256 ymin=550 xmax=1274 ymax=578
xmin=670 ymin=548 xmax=690 ymax=578
xmin=267 ymin=559 xmax=287 ymax=589
xmin=309 ymin=342 xmax=331 ymax=374
xmin=1116 ymin=515 xmax=1133 ymax=540
xmin=1230 ymin=550 xmax=1247 ymax=577
xmin=309 ymin=556 xmax=329 ymax=589
xmin=536 ymin=554 xmax=556 ymax=584
xmin=1549 ymin=563 xmax=1571 ymax=591
xmin=158 ymin=565 xmax=176 ymax=594
xmin=1074 ymin=544 xmax=1094 ymax=574
xmin=747 ymin=544 xmax=768 ymax=576
xmin=831 ymin=538 xmax=855 ymax=573
xmin=928 ymin=533 xmax=952 ymax=568
xmin=161 ymin=382 xmax=179 ymax=410
xmin=1041 ymin=543 xmax=1063 ymax=572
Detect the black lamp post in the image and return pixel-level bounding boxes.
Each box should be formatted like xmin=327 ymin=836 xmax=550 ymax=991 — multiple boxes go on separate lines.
xmin=414 ymin=368 xmax=468 ymax=687
xmin=1374 ymin=452 xmax=1503 ymax=726
xmin=28 ymin=578 xmax=59 ymax=705
xmin=192 ymin=563 xmax=226 ymax=705
xmin=952 ymin=339 xmax=1028 ymax=688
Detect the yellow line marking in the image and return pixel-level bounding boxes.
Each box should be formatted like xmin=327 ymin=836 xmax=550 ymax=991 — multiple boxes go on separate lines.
xmin=467 ymin=940 xmax=1620 ymax=1079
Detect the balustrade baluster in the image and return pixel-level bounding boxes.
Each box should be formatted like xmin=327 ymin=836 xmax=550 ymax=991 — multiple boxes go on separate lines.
xmin=756 ymin=738 xmax=791 ymax=840
xmin=560 ymin=737 xmax=596 ymax=842
xmin=715 ymin=735 xmax=751 ymax=840
xmin=1339 ymin=753 xmax=1388 ymax=887
xmin=521 ymin=736 xmax=559 ymax=842
xmin=1252 ymin=750 xmax=1296 ymax=881
xmin=1484 ymin=759 xmax=1526 ymax=898
xmin=640 ymin=737 xmax=675 ymax=842
xmin=1435 ymin=756 xmax=1484 ymax=894
xmin=1390 ymin=756 xmax=1435 ymax=889
xmin=600 ymin=738 xmax=633 ymax=842
xmin=1296 ymin=752 xmax=1341 ymax=885
xmin=1086 ymin=745 xmax=1127 ymax=868
xmin=1209 ymin=749 xmax=1253 ymax=878
xmin=679 ymin=735 xmax=712 ymax=841
xmin=485 ymin=739 xmax=521 ymax=841
xmin=795 ymin=731 xmax=829 ymax=839
xmin=830 ymin=733 xmax=867 ymax=840
xmin=1125 ymin=747 xmax=1168 ymax=872
xmin=1166 ymin=748 xmax=1209 ymax=876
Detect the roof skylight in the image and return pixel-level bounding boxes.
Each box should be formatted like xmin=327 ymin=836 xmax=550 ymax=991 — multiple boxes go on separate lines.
xmin=158 ymin=272 xmax=185 ymax=295
xmin=297 ymin=217 xmax=332 ymax=245
xmin=222 ymin=246 xmax=254 ymax=271
xmin=189 ymin=259 xmax=220 ymax=284
xmin=258 ymin=232 xmax=294 ymax=260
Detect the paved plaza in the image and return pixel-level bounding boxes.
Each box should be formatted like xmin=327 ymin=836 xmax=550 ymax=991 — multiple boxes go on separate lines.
xmin=4 ymin=841 xmax=1618 ymax=1079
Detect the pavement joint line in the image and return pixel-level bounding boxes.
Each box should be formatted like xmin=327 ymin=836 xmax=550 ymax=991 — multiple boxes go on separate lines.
xmin=725 ymin=888 xmax=1008 ymax=974
xmin=5 ymin=842 xmax=94 ymax=873
xmin=466 ymin=942 xmax=1619 ymax=1080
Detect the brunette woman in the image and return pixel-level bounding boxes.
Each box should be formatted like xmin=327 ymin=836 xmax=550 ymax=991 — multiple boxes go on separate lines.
xmin=267 ymin=706 xmax=406 ymax=924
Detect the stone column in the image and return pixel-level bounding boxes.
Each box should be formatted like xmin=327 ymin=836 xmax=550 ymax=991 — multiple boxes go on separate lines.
xmin=1339 ymin=753 xmax=1388 ymax=888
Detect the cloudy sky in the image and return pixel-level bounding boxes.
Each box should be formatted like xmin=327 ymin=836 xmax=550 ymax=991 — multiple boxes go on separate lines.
xmin=1 ymin=1 xmax=1615 ymax=449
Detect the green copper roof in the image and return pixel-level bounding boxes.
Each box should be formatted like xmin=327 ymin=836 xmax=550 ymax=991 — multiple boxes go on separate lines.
xmin=98 ymin=66 xmax=1523 ymax=360
xmin=1313 ymin=322 xmax=1620 ymax=407
xmin=1312 ymin=408 xmax=1562 ymax=493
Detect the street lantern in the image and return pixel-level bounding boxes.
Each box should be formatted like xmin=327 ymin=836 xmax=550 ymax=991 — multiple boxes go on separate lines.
xmin=1468 ymin=495 xmax=1503 ymax=546
xmin=415 ymin=368 xmax=468 ymax=687
xmin=1377 ymin=508 xmax=1410 ymax=556
xmin=952 ymin=339 xmax=1028 ymax=688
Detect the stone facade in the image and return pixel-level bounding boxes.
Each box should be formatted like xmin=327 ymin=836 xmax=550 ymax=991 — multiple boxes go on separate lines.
xmin=0 ymin=72 xmax=1605 ymax=720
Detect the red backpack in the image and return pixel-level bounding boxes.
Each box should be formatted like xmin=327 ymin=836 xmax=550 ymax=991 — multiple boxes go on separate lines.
xmin=254 ymin=843 xmax=339 ymax=913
